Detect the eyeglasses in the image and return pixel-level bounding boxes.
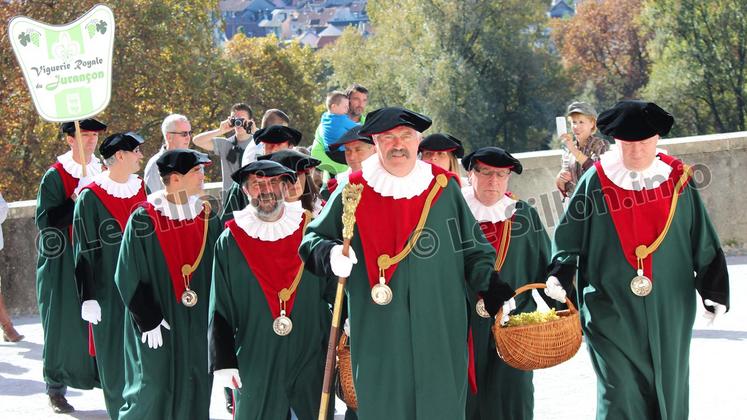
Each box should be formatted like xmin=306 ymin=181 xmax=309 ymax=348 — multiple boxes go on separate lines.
xmin=375 ymin=132 xmax=418 ymax=143
xmin=473 ymin=166 xmax=511 ymax=179
xmin=168 ymin=131 xmax=193 ymax=137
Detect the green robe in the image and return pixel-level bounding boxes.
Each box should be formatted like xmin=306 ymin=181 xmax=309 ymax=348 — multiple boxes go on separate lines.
xmin=209 ymin=225 xmax=335 ymax=419
xmin=466 ymin=201 xmax=551 ymax=420
xmin=552 ymin=166 xmax=728 ymax=420
xmin=300 ymin=177 xmax=496 ymax=420
xmin=35 ymin=167 xmax=98 ymax=389
xmin=115 ymin=206 xmax=220 ymax=419
xmin=73 ymin=188 xmax=139 ymax=418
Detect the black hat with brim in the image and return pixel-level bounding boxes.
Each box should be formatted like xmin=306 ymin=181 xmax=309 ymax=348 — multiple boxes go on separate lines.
xmin=419 ymin=133 xmax=464 ymax=158
xmin=156 ymin=149 xmax=212 ymax=176
xmin=231 ymin=159 xmax=298 ymax=185
xmin=329 ymin=125 xmax=373 ymax=150
xmin=358 ymin=107 xmax=432 ymax=136
xmin=61 ymin=118 xmax=107 ymax=135
xmin=253 ymin=125 xmax=302 ymax=145
xmin=258 ymin=149 xmax=321 ymax=173
xmin=461 ymin=146 xmax=522 ymax=174
xmin=597 ymin=100 xmax=674 ymax=141
xmin=100 ymin=132 xmax=144 ymax=159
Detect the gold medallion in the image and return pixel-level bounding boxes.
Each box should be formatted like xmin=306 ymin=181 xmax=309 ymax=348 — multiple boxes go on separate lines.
xmin=181 ymin=289 xmax=198 ymax=307
xmin=630 ymin=275 xmax=652 ymax=297
xmin=475 ymin=298 xmax=490 ymax=318
xmin=371 ymin=283 xmax=393 ymax=305
xmin=272 ymin=314 xmax=293 ymax=336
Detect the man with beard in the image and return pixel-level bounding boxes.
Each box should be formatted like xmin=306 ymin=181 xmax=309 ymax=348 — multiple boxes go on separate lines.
xmin=345 ymin=83 xmax=368 ymax=124
xmin=300 ymin=107 xmax=514 ymax=419
xmin=220 ymin=125 xmax=301 ymax=222
xmin=73 ymin=132 xmax=147 ymax=419
xmin=115 ymin=149 xmax=221 ymax=419
xmin=209 ymin=160 xmax=334 ymax=419
xmin=35 ymin=118 xmax=106 ymax=413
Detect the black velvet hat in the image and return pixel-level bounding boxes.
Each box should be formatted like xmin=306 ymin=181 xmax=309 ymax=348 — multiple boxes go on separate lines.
xmin=419 ymin=133 xmax=464 ymax=158
xmin=358 ymin=107 xmax=432 ymax=136
xmin=329 ymin=126 xmax=374 ymax=150
xmin=231 ymin=160 xmax=297 ymax=185
xmin=597 ymin=100 xmax=674 ymax=141
xmin=156 ymin=149 xmax=211 ymax=176
xmin=99 ymin=132 xmax=144 ymax=159
xmin=60 ymin=118 xmax=107 ymax=135
xmin=253 ymin=125 xmax=302 ymax=146
xmin=461 ymin=146 xmax=522 ymax=174
xmin=258 ymin=149 xmax=321 ymax=173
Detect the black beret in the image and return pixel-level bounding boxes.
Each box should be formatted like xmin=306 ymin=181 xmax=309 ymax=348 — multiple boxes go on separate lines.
xmin=597 ymin=100 xmax=674 ymax=141
xmin=231 ymin=160 xmax=297 ymax=185
xmin=419 ymin=133 xmax=464 ymax=158
xmin=253 ymin=125 xmax=302 ymax=145
xmin=258 ymin=149 xmax=321 ymax=172
xmin=359 ymin=107 xmax=432 ymax=136
xmin=156 ymin=149 xmax=211 ymax=176
xmin=99 ymin=132 xmax=144 ymax=159
xmin=461 ymin=147 xmax=522 ymax=174
xmin=329 ymin=125 xmax=373 ymax=150
xmin=60 ymin=118 xmax=107 ymax=135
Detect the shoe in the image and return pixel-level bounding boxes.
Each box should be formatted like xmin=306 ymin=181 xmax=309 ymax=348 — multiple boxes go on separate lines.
xmin=49 ymin=395 xmax=74 ymax=414
xmin=1 ymin=322 xmax=23 ymax=342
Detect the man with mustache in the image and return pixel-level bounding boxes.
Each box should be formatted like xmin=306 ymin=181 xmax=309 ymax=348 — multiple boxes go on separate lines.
xmin=73 ymin=132 xmax=147 ymax=419
xmin=300 ymin=107 xmax=515 ymax=419
xmin=209 ymin=160 xmax=334 ymax=419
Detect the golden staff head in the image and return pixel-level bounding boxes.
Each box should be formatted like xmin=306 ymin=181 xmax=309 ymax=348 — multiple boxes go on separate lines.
xmin=341 ymin=183 xmax=364 ymax=241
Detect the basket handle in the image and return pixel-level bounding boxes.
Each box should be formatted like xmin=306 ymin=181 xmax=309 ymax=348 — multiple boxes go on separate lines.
xmin=496 ymin=282 xmax=577 ymax=320
xmin=337 ymin=332 xmax=349 ymax=351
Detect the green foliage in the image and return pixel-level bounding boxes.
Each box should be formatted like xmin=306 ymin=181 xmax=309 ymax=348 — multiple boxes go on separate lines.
xmin=323 ymin=0 xmax=573 ymax=153
xmin=642 ymin=0 xmax=747 ymax=135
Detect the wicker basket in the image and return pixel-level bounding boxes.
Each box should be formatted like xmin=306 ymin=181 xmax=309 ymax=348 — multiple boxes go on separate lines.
xmin=492 ymin=283 xmax=582 ymax=371
xmin=336 ymin=333 xmax=358 ymax=410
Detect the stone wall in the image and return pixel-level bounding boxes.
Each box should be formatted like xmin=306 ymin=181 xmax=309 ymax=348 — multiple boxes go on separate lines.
xmin=1 ymin=132 xmax=745 ymax=315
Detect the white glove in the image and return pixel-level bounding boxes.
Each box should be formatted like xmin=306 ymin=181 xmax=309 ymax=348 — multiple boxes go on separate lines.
xmin=343 ymin=318 xmax=351 ymax=337
xmin=500 ymin=298 xmax=517 ymax=326
xmin=214 ymin=368 xmax=242 ymax=390
xmin=330 ymin=245 xmax=358 ymax=278
xmin=81 ymin=300 xmax=102 ymax=325
xmin=702 ymin=299 xmax=727 ymax=326
xmin=141 ymin=319 xmax=170 ymax=349
xmin=544 ymin=276 xmax=567 ymax=303
xmin=74 ymin=176 xmax=95 ymax=196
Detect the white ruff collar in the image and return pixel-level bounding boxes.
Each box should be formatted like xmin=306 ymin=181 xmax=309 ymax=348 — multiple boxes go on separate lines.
xmin=462 ymin=187 xmax=517 ymax=223
xmin=94 ymin=171 xmax=142 ymax=199
xmin=57 ymin=150 xmax=102 ymax=179
xmin=147 ymin=190 xmax=204 ymax=221
xmin=599 ymin=146 xmax=672 ymax=191
xmin=360 ymin=154 xmax=433 ymax=199
xmin=233 ymin=200 xmax=305 ymax=241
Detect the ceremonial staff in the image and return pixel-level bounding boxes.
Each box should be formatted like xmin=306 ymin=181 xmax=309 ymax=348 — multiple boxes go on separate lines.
xmin=318 ymin=183 xmax=363 ymax=420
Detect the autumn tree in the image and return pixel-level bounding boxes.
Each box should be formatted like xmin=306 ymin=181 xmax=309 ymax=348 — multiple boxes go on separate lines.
xmin=551 ymin=0 xmax=651 ymax=106
xmin=642 ymin=0 xmax=747 ymax=135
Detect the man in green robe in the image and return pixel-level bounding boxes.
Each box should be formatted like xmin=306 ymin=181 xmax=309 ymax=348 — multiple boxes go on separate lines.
xmin=210 ymin=160 xmax=334 ymax=419
xmin=73 ymin=132 xmax=147 ymax=419
xmin=115 ymin=149 xmax=221 ymax=419
xmin=546 ymin=100 xmax=730 ymax=419
xmin=300 ymin=107 xmax=515 ymax=420
xmin=35 ymin=118 xmax=106 ymax=413
xmin=461 ymin=147 xmax=552 ymax=420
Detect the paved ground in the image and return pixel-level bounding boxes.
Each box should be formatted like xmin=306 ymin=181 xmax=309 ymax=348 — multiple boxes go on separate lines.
xmin=1 ymin=258 xmax=744 ymax=419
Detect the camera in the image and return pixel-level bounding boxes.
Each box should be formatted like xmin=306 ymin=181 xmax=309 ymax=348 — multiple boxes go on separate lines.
xmin=229 ymin=117 xmax=253 ymax=130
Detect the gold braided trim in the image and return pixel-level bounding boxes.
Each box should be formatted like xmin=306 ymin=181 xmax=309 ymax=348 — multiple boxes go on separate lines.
xmin=279 ymin=211 xmax=313 ymax=302
xmin=634 ymin=165 xmax=692 ymax=263
xmin=181 ymin=202 xmax=212 ymax=285
xmin=494 ymin=219 xmax=512 ymax=272
xmin=377 ymin=174 xmax=449 ymax=272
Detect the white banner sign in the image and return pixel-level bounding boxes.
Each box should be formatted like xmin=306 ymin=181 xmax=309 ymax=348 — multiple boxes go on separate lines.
xmin=8 ymin=4 xmax=115 ymax=122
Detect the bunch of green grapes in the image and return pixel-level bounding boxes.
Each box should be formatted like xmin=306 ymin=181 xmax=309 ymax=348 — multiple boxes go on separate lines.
xmin=505 ymin=309 xmax=560 ymax=327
